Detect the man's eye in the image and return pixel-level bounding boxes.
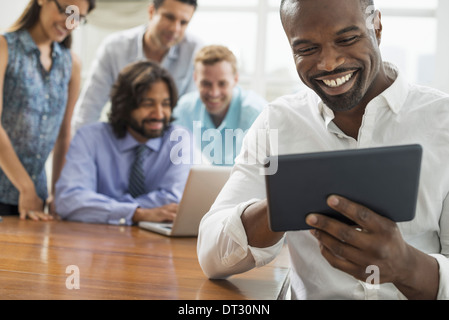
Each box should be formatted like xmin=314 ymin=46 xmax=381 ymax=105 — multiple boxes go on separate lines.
xmin=295 ymin=46 xmax=318 ymax=56
xmin=338 ymin=36 xmax=359 ymax=45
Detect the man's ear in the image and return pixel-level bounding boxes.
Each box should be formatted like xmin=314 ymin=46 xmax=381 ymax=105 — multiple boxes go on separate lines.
xmin=374 ymin=10 xmax=383 ymax=45
xmin=148 ymin=3 xmax=155 ymax=20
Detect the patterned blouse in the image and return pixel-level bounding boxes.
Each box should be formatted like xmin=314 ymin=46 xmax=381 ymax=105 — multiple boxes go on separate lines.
xmin=0 ymin=30 xmax=72 ymax=205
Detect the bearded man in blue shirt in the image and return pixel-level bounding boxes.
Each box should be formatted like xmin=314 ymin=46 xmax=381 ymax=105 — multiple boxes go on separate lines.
xmin=55 ymin=61 xmax=192 ymax=225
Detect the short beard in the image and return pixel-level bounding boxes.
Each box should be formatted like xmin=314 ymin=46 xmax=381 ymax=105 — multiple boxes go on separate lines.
xmin=312 ymin=71 xmax=365 ymax=112
xmin=127 ymin=117 xmax=169 ymax=139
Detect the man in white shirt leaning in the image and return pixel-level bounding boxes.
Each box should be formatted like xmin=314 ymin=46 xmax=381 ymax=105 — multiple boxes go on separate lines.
xmin=197 ymin=0 xmax=449 ymax=300
xmin=72 ymin=0 xmax=203 ymax=133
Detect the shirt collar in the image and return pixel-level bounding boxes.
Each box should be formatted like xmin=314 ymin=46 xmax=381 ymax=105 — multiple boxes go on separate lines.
xmin=18 ymin=29 xmax=62 ymax=58
xmin=117 ymin=129 xmax=164 ymax=153
xmin=136 ymin=24 xmax=147 ymax=60
xmin=17 ymin=30 xmax=41 ymax=55
xmin=377 ymin=62 xmax=407 ymax=114
xmin=201 ymin=86 xmax=241 ymax=131
xmin=139 ymin=25 xmax=182 ymax=62
xmin=318 ymin=62 xmax=408 ymax=123
xmin=163 ymin=41 xmax=181 ymax=62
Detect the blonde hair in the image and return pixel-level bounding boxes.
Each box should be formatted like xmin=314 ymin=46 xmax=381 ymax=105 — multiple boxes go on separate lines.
xmin=194 ymin=45 xmax=238 ymax=74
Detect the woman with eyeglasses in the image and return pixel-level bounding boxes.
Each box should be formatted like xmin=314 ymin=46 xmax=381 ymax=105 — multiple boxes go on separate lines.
xmin=0 ymin=0 xmax=95 ymax=220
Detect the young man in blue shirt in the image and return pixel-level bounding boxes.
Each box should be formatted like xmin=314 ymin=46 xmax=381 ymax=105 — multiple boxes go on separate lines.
xmin=173 ymin=45 xmax=267 ymax=166
xmin=55 ymin=61 xmax=192 ymax=225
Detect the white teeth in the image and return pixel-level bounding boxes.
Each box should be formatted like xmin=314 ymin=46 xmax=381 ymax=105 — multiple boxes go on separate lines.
xmin=322 ymin=73 xmax=353 ymax=88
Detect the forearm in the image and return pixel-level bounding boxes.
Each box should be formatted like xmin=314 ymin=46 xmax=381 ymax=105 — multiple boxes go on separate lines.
xmin=134 ymin=188 xmax=180 ymax=209
xmin=51 ymin=131 xmax=71 ymax=195
xmin=394 ymin=245 xmax=439 ymax=300
xmin=49 ymin=51 xmax=80 ymax=200
xmin=55 ymin=188 xmax=138 ymax=225
xmin=0 ymin=127 xmax=35 ymax=193
xmin=198 ymin=199 xmax=284 ymax=279
xmin=241 ymin=200 xmax=285 ymax=248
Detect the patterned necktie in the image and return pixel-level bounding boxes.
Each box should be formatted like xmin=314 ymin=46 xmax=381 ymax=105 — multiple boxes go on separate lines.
xmin=129 ymin=144 xmax=147 ymax=198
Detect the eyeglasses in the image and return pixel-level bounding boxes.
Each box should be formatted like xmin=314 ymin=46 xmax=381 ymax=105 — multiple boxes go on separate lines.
xmin=51 ymin=0 xmax=88 ymax=26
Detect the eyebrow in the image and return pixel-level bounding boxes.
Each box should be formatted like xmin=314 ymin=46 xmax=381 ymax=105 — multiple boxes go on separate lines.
xmin=291 ymin=39 xmax=312 ymax=47
xmin=291 ymin=25 xmax=362 ymax=47
xmin=336 ymin=25 xmax=361 ymax=35
xmin=141 ymin=98 xmax=170 ymax=102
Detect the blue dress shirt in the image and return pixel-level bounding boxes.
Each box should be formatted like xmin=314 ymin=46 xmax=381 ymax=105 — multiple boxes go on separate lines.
xmin=72 ymin=25 xmax=204 ymax=133
xmin=173 ymin=86 xmax=267 ymax=166
xmin=54 ymin=122 xmax=192 ymax=225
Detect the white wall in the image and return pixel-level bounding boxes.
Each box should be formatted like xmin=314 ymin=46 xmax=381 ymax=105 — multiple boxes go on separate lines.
xmin=0 ymin=0 xmax=29 ymax=31
xmin=435 ymin=0 xmax=449 ymax=94
xmin=1 ymin=0 xmax=448 ymax=96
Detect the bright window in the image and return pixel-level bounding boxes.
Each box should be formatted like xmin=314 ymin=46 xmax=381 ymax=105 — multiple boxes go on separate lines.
xmin=191 ymin=0 xmax=445 ymax=101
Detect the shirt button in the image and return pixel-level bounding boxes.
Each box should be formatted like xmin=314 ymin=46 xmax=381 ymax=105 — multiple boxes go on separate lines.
xmin=42 ymin=115 xmax=48 ymax=121
xmin=119 ymin=218 xmax=126 ymax=225
xmin=36 ymin=154 xmax=41 ymax=159
xmin=45 ymin=94 xmax=50 ymax=99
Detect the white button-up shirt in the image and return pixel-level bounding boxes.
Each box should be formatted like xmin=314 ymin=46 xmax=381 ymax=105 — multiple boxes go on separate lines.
xmin=197 ymin=63 xmax=449 ymax=300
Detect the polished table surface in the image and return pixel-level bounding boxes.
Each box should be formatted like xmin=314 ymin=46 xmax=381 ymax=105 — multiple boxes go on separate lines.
xmin=0 ymin=216 xmax=290 ymax=300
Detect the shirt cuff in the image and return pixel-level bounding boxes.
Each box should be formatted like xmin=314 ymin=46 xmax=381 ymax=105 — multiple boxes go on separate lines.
xmin=430 ymin=254 xmax=449 ymax=300
xmin=221 ymin=199 xmax=284 ymax=268
xmin=107 ymin=202 xmax=139 ymax=226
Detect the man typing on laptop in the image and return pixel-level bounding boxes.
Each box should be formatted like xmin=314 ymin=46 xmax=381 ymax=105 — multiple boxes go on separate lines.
xmin=55 ymin=61 xmax=192 ymax=225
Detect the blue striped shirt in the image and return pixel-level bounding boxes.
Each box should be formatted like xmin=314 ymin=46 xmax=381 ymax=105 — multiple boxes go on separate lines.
xmin=0 ymin=30 xmax=72 ymax=205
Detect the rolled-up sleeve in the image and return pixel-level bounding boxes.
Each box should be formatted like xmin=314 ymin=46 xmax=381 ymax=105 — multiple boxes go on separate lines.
xmin=433 ymin=193 xmax=449 ymax=299
xmin=197 ymin=109 xmax=284 ymax=279
xmin=429 ymin=254 xmax=449 ymax=299
xmin=197 ymin=197 xmax=284 ymax=279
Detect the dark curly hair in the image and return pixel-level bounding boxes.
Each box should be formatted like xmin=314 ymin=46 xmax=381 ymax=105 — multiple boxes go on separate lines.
xmin=108 ymin=60 xmax=178 ymax=138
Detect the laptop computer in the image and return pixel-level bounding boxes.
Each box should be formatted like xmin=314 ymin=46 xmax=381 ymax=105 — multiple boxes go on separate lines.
xmin=265 ymin=144 xmax=423 ymax=232
xmin=138 ymin=165 xmax=232 ymax=237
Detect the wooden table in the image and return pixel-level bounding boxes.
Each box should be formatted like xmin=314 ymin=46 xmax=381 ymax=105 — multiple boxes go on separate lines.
xmin=0 ymin=217 xmax=290 ymax=300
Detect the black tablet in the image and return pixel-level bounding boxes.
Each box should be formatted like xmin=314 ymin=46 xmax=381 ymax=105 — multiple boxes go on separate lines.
xmin=265 ymin=144 xmax=422 ymax=232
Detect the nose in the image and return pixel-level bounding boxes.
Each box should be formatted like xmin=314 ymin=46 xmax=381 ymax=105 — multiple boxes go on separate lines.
xmin=317 ymin=45 xmax=345 ymax=72
xmin=168 ymin=19 xmax=183 ymax=34
xmin=208 ymin=84 xmax=220 ymax=97
xmin=150 ymin=104 xmax=165 ymax=119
